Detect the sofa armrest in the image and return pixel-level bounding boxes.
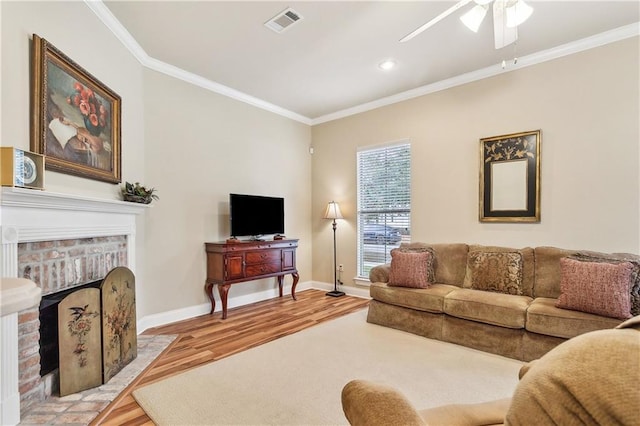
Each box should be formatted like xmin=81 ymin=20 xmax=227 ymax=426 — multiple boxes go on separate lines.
xmin=342 ymin=380 xmax=511 ymax=426
xmin=518 ymin=360 xmax=536 ymax=379
xmin=369 ymin=264 xmax=391 ymax=283
xmin=342 ymin=380 xmax=425 ymax=426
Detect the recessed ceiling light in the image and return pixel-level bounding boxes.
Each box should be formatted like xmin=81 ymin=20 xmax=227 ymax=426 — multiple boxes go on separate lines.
xmin=378 ymin=59 xmax=396 ymax=71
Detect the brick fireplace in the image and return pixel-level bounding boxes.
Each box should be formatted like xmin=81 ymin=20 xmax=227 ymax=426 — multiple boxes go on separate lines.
xmin=0 ymin=187 xmax=147 ymax=414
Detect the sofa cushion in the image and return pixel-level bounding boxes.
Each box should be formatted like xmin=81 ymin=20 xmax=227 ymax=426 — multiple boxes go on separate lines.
xmin=526 ymin=298 xmax=621 ymax=339
xmin=370 ymin=282 xmax=458 ymax=313
xmin=444 ymin=288 xmax=532 ymax=329
xmin=398 ymin=243 xmax=468 ymax=286
xmin=533 ymin=246 xmax=578 ymax=298
xmin=429 ymin=243 xmax=469 ymax=285
xmin=465 ymin=251 xmax=524 ymax=295
xmin=464 ymin=245 xmax=535 ymax=297
xmin=556 ymin=258 xmax=633 ymax=320
xmin=388 ymin=250 xmax=432 ymax=289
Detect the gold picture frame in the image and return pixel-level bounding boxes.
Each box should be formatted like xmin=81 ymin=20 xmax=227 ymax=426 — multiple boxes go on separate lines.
xmin=31 ymin=34 xmax=121 ymax=183
xmin=479 ymin=130 xmax=541 ymax=223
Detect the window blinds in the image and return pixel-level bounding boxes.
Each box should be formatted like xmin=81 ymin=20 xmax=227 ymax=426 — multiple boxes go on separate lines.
xmin=357 ymin=142 xmax=411 ymax=278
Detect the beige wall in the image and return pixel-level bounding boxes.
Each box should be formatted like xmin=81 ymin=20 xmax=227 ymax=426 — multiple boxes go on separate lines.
xmin=142 ymin=69 xmax=311 ymax=316
xmin=1 ymin=2 xmax=312 ymax=320
xmin=311 ymin=38 xmax=640 ymax=287
xmin=1 ymin=1 xmax=146 ymax=197
xmin=0 ymin=1 xmax=148 ymax=314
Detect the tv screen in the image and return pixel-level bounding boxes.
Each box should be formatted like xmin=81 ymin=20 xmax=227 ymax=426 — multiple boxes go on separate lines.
xmin=230 ymin=193 xmax=285 ymax=238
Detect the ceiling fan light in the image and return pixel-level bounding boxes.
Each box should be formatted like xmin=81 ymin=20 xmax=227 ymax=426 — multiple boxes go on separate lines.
xmin=460 ymin=4 xmax=488 ymax=33
xmin=506 ymin=0 xmax=533 ymax=28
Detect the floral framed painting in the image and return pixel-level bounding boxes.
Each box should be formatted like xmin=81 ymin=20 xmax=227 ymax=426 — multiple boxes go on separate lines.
xmin=31 ymin=34 xmax=121 ymax=183
xmin=479 ymin=130 xmax=541 ymax=223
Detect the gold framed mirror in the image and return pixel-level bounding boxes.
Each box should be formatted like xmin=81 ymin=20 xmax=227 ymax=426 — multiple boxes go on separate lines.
xmin=479 ymin=130 xmax=541 ymax=222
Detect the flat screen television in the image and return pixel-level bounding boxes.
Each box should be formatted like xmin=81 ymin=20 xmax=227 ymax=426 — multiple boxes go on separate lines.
xmin=230 ymin=193 xmax=285 ymax=238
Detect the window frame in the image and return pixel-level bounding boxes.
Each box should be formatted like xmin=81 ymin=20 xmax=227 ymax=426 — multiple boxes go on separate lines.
xmin=356 ymin=140 xmax=411 ymax=281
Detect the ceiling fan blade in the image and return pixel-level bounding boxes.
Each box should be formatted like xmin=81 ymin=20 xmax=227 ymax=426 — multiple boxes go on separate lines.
xmin=493 ymin=0 xmax=518 ymax=49
xmin=400 ymin=0 xmax=474 ymax=43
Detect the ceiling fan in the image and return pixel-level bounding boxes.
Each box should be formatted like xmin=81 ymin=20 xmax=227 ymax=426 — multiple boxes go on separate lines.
xmin=400 ymin=0 xmax=534 ymax=50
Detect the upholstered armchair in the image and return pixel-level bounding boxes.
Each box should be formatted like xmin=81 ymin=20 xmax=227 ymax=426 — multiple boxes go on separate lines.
xmin=342 ymin=316 xmax=640 ymax=426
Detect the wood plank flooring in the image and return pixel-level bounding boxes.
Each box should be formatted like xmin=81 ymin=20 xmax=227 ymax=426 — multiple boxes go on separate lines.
xmin=91 ymin=289 xmax=370 ymax=425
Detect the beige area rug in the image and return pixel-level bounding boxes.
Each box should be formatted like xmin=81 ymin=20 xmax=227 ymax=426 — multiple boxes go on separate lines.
xmin=133 ymin=310 xmax=523 ymax=425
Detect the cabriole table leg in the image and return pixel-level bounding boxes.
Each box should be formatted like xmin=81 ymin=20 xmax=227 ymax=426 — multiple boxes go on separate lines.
xmin=218 ymin=283 xmax=231 ymax=319
xmin=291 ymin=272 xmax=299 ymax=301
xmin=205 ymin=282 xmax=215 ymax=314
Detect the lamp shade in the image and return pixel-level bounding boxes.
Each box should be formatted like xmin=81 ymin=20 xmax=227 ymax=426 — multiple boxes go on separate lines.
xmin=323 ymin=201 xmax=343 ymax=220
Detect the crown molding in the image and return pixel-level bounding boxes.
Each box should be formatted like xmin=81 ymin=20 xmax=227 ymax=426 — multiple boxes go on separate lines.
xmin=84 ymin=0 xmax=312 ymax=125
xmin=84 ymin=1 xmax=637 ymax=127
xmin=310 ymin=22 xmax=639 ymax=125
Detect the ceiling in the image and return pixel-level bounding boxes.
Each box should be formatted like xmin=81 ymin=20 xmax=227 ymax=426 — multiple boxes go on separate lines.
xmin=100 ymin=1 xmax=639 ymax=124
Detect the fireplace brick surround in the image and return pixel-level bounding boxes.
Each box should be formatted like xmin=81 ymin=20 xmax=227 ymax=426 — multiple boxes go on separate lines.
xmin=19 ymin=236 xmax=128 ymax=297
xmin=0 ymin=187 xmax=147 ymax=416
xmin=18 ymin=236 xmax=129 ymax=410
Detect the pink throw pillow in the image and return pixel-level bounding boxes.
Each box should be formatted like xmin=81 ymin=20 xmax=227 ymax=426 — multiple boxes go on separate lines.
xmin=556 ymin=258 xmax=633 ymax=320
xmin=388 ymin=250 xmax=432 ymax=289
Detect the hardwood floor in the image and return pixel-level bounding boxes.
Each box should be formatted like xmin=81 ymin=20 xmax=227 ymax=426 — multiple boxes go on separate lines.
xmin=91 ymin=289 xmax=370 ymax=425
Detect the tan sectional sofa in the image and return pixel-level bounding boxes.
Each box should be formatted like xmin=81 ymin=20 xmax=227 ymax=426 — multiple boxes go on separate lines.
xmin=367 ymin=243 xmax=639 ymax=361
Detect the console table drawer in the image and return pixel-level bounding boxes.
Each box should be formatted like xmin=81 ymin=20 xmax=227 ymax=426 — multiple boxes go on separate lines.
xmin=246 ymin=250 xmax=280 ymax=264
xmin=245 ymin=262 xmax=281 ymax=277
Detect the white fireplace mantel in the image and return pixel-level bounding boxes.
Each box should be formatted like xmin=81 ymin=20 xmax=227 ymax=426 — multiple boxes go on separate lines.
xmin=0 ymin=187 xmax=147 ymax=424
xmin=1 ymin=186 xmax=152 ymax=425
xmin=0 ymin=187 xmax=149 ymax=215
xmin=0 ymin=187 xmax=148 ymax=277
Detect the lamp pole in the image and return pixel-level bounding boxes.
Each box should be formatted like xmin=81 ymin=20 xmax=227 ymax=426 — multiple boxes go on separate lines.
xmin=327 ymin=215 xmax=345 ymax=297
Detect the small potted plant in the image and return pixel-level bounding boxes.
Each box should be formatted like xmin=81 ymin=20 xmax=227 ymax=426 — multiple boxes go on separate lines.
xmin=121 ymin=182 xmax=159 ymax=204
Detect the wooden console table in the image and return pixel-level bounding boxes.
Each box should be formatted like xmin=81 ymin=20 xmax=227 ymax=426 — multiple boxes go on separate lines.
xmin=204 ymin=239 xmax=299 ymax=319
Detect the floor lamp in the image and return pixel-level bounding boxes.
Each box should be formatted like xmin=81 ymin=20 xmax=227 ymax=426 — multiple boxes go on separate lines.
xmin=324 ymin=201 xmax=345 ymax=297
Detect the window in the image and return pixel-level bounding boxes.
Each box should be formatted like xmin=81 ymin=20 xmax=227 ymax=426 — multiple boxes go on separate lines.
xmin=357 ymin=142 xmax=411 ymax=279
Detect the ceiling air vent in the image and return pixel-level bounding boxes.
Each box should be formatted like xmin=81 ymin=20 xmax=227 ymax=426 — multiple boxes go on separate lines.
xmin=264 ymin=8 xmax=303 ymax=34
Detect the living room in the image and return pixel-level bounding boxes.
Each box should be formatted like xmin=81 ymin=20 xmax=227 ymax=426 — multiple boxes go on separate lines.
xmin=1 ymin=1 xmax=639 ymax=424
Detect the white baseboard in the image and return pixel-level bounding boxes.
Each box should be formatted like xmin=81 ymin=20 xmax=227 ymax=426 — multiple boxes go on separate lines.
xmin=310 ymin=281 xmax=371 ymax=299
xmin=137 ymin=281 xmax=313 ymax=333
xmin=136 ymin=280 xmax=369 ymax=333
xmin=137 ymin=302 xmax=210 ymax=334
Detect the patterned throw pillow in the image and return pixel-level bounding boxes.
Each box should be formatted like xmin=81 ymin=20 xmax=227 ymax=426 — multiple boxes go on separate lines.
xmin=556 ymin=258 xmax=633 ymax=320
xmin=466 ymin=252 xmax=524 ymax=295
xmin=568 ymin=253 xmax=640 ymax=316
xmin=388 ymin=249 xmax=433 ymax=289
xmin=396 ymin=244 xmax=436 ymax=284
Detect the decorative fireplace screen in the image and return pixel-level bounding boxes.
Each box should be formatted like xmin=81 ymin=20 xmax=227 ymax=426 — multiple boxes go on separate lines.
xmin=57 ymin=266 xmax=136 ymax=395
